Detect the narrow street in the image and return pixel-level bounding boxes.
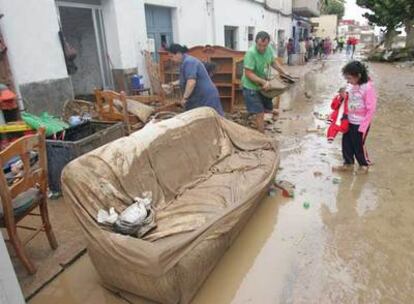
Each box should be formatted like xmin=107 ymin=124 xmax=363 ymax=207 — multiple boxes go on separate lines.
xmin=194 ymin=54 xmax=414 ymax=304
xmin=29 ymin=54 xmax=414 ymax=304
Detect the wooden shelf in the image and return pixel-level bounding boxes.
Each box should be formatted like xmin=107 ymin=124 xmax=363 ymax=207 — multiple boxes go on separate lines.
xmin=215 ymin=83 xmax=232 ymax=87
xmin=159 ymin=45 xmax=245 ymax=113
xmin=214 ymin=71 xmax=233 ymax=75
xmin=210 ymin=56 xmax=233 ymax=60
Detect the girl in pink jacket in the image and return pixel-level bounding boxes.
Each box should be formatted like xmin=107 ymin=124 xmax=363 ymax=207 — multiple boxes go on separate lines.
xmin=334 ymin=61 xmax=377 ymax=173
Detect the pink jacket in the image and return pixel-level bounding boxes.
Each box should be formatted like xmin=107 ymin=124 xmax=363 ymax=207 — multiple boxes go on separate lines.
xmin=347 ymin=80 xmax=377 ymax=134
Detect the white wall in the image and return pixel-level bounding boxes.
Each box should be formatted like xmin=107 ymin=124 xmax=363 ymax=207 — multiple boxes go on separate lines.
xmin=140 ymin=0 xmax=292 ymax=50
xmin=173 ymin=0 xmax=211 ymax=47
xmin=102 ymin=0 xmax=122 ymax=68
xmin=213 ymin=0 xmax=292 ymax=51
xmin=0 ymin=0 xmax=68 ymax=85
xmin=103 ymin=0 xmax=147 ymax=73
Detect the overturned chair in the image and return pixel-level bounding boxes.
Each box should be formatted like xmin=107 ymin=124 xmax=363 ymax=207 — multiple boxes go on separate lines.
xmin=62 ymin=107 xmax=280 ymax=304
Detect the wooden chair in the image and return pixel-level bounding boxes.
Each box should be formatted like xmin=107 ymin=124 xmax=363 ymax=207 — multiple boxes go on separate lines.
xmin=0 ymin=128 xmax=58 ymax=274
xmin=95 ymin=89 xmax=179 ymax=134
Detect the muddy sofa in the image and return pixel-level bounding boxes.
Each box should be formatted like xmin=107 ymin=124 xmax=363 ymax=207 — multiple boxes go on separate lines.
xmin=62 ymin=107 xmax=280 ymax=304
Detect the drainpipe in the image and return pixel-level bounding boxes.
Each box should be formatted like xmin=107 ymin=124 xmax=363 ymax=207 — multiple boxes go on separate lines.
xmin=206 ymin=0 xmax=216 ymax=45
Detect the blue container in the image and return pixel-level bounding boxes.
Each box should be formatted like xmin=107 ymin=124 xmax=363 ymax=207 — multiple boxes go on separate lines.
xmin=131 ymin=74 xmax=141 ymax=90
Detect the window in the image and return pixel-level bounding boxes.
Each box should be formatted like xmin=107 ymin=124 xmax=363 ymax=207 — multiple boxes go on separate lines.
xmin=248 ymin=26 xmax=255 ymax=47
xmin=224 ymin=26 xmax=238 ymax=50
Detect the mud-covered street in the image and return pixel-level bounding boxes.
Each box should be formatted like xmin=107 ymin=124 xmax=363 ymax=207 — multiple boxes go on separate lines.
xmin=194 ymin=54 xmax=414 ymax=304
xmin=29 ymin=54 xmax=414 ymax=304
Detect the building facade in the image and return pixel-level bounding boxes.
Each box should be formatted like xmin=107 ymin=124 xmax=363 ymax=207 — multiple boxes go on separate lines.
xmin=338 ymin=19 xmax=376 ymax=48
xmin=292 ymin=0 xmax=320 ymax=53
xmin=310 ymin=15 xmax=338 ymax=40
xmin=0 ymin=0 xmax=295 ymax=114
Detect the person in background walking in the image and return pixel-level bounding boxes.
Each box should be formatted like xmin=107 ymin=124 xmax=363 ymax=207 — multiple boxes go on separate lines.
xmin=350 ymin=37 xmax=358 ymax=59
xmin=332 ymin=38 xmax=338 ymax=54
xmin=346 ymin=37 xmax=352 ymax=57
xmin=299 ymin=39 xmax=307 ymax=65
xmin=307 ymin=37 xmax=314 ymax=60
xmin=242 ymin=31 xmax=290 ymax=133
xmin=338 ymin=36 xmax=345 ymax=52
xmin=324 ymin=38 xmax=332 ymax=58
xmin=167 ymin=43 xmax=224 ymax=116
xmin=319 ymin=39 xmax=325 ymax=59
xmin=333 ymin=61 xmax=377 ymax=174
xmin=314 ymin=38 xmax=320 ymax=57
xmin=287 ymin=38 xmax=294 ymax=66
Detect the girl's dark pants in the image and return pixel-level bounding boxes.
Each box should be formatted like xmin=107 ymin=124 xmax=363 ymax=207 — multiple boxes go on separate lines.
xmin=342 ymin=123 xmax=370 ymax=166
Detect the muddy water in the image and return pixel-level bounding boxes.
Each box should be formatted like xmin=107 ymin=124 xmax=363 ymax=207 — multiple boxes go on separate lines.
xmin=29 ymin=56 xmax=414 ymax=304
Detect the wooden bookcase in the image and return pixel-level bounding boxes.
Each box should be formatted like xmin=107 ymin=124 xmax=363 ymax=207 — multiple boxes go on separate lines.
xmin=159 ymin=46 xmax=245 ymax=113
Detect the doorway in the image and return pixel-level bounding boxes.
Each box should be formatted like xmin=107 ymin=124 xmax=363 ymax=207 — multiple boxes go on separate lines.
xmin=57 ymin=1 xmax=113 ymax=97
xmin=277 ymin=29 xmax=286 ymax=58
xmin=145 ymin=5 xmax=173 ymax=61
xmin=225 ymin=26 xmax=238 ymax=50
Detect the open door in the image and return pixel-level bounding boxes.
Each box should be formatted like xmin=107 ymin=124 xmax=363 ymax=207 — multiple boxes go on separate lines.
xmin=57 ymin=1 xmax=113 ymax=97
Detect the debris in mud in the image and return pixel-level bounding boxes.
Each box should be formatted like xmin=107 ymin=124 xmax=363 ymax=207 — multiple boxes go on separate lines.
xmin=332 ymin=177 xmax=341 ymax=184
xmin=368 ymin=47 xmax=414 ymax=63
xmin=313 ymin=112 xmax=329 ymax=121
xmin=274 ymin=180 xmax=295 ymax=198
xmin=97 ymin=192 xmax=156 ymax=238
xmin=226 ymin=110 xmax=281 ymax=134
xmin=264 ymin=113 xmax=277 ymax=122
xmin=313 ymin=171 xmax=323 ymax=177
xmin=303 ymin=202 xmax=310 ymax=209
xmin=268 ymin=187 xmax=278 ymax=197
xmin=225 ymin=110 xmax=250 ymax=127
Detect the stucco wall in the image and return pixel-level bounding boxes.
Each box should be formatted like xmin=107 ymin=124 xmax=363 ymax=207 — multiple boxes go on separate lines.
xmin=172 ymin=0 xmax=211 ymax=46
xmin=214 ymin=0 xmax=292 ymax=51
xmin=102 ymin=0 xmax=148 ymax=88
xmin=0 ymin=0 xmax=68 ymax=85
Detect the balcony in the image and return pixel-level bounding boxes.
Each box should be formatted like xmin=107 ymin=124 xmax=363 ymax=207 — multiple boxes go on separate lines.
xmin=293 ymin=0 xmax=320 ymax=17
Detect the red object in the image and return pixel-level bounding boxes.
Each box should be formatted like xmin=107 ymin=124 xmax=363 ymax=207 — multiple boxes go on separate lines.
xmin=350 ymin=37 xmax=358 ymax=46
xmin=0 ymin=88 xmax=17 ymax=110
xmin=340 ymin=20 xmax=357 ymax=26
xmin=327 ymin=93 xmax=349 ymax=142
